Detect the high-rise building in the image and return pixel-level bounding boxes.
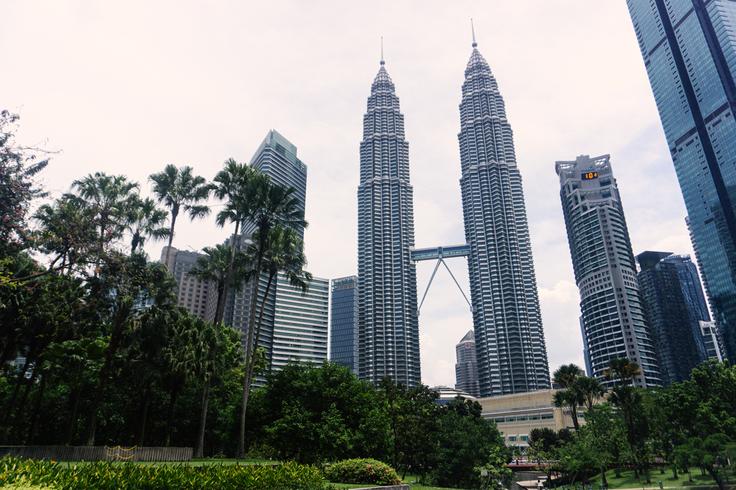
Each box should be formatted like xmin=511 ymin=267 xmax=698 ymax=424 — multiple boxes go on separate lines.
xmin=556 ymin=154 xmax=661 ymax=387
xmin=627 ymin=0 xmax=736 ymax=361
xmin=223 ymin=130 xmax=308 ymax=373
xmin=160 ymin=246 xmax=214 ymax=321
xmin=271 ymin=273 xmax=329 ymax=372
xmin=458 ymin=36 xmax=550 ymax=396
xmin=700 ymin=320 xmax=726 ymax=361
xmin=455 ymin=330 xmax=480 ymax=397
xmin=330 ymin=276 xmax=358 ymax=373
xmin=636 ymin=251 xmax=708 ymax=384
xmin=357 ymin=55 xmax=420 ymax=386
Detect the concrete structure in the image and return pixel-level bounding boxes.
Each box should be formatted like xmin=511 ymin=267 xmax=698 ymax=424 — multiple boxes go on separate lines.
xmin=628 ymin=0 xmax=736 ymax=361
xmin=478 ymin=389 xmax=578 ymax=449
xmin=457 ymin=34 xmax=550 ymax=396
xmin=556 ymin=155 xmax=661 ymax=387
xmin=700 ymin=320 xmax=727 ymax=361
xmin=455 ymin=330 xmax=480 ymax=397
xmin=330 ymin=276 xmax=358 ymax=373
xmin=271 ymin=273 xmax=329 ymax=371
xmin=431 ymin=386 xmax=477 ymax=405
xmin=637 ymin=251 xmax=710 ymax=384
xmin=160 ymin=246 xmax=214 ymax=321
xmin=357 ymin=55 xmax=420 ymax=386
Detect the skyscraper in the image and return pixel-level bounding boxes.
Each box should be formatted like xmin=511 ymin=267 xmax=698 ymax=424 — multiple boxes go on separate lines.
xmin=627 ymin=0 xmax=736 ymax=360
xmin=556 ymin=154 xmax=661 ymax=387
xmin=160 ymin=245 xmax=214 ymax=321
xmin=458 ymin=35 xmax=550 ymax=396
xmin=357 ymin=55 xmax=420 ymax=386
xmin=223 ymin=130 xmax=308 ymax=373
xmin=455 ymin=330 xmax=480 ymax=397
xmin=330 ymin=276 xmax=358 ymax=373
xmin=700 ymin=320 xmax=727 ymax=361
xmin=271 ymin=273 xmax=329 ymax=372
xmin=636 ymin=251 xmax=708 ymax=384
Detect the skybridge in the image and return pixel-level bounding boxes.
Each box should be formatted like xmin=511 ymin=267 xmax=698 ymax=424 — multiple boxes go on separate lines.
xmin=410 ymin=244 xmax=473 ymax=315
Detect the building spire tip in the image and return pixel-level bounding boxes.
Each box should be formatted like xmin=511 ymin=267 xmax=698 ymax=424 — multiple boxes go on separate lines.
xmin=380 ymin=36 xmax=385 ymax=65
xmin=471 ymin=18 xmax=477 ymax=47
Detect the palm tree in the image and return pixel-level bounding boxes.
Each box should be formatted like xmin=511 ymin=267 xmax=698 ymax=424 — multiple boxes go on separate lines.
xmin=149 ymin=164 xmax=212 ymax=266
xmin=604 ymin=357 xmax=642 ymax=386
xmin=237 ymin=224 xmax=310 ymax=458
xmin=574 ymin=375 xmax=605 ymax=410
xmin=189 ymin=244 xmax=249 ymax=326
xmin=125 ymin=195 xmax=170 ymax=254
xmin=71 ymin=172 xmax=139 ymax=265
xmin=552 ymin=364 xmax=584 ymax=430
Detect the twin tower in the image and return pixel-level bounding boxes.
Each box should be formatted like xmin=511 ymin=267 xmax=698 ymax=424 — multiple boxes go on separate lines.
xmin=357 ymin=37 xmax=551 ymax=397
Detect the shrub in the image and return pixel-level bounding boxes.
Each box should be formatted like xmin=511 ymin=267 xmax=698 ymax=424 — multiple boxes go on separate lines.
xmin=0 ymin=456 xmax=328 ymax=489
xmin=323 ymin=458 xmax=401 ymax=486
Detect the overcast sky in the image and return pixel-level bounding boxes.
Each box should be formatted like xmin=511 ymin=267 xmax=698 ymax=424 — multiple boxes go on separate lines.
xmin=2 ymin=1 xmax=695 ymax=387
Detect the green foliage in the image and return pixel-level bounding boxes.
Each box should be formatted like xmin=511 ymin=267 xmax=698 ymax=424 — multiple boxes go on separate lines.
xmin=0 ymin=456 xmax=327 ymax=489
xmin=323 ymin=458 xmax=401 ymax=486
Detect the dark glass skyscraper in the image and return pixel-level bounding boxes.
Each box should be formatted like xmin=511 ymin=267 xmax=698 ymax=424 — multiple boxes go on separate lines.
xmin=458 ymin=37 xmax=550 ymax=396
xmin=627 ymin=0 xmax=736 ymax=360
xmin=330 ymin=276 xmax=358 ymax=373
xmin=556 ymin=154 xmax=661 ymax=388
xmin=357 ymin=57 xmax=420 ymax=386
xmin=636 ymin=251 xmax=709 ymax=384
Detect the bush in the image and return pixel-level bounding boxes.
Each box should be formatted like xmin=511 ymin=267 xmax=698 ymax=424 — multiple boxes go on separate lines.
xmin=0 ymin=456 xmax=328 ymax=489
xmin=323 ymin=458 xmax=401 ymax=486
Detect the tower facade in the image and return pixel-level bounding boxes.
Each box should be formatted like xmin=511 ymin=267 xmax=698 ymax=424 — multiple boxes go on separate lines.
xmin=330 ymin=276 xmax=358 ymax=373
xmin=357 ymin=58 xmax=420 ymax=386
xmin=455 ymin=330 xmax=480 ymax=397
xmin=458 ymin=39 xmax=550 ymax=396
xmin=636 ymin=251 xmax=709 ymax=384
xmin=556 ymin=154 xmax=661 ymax=387
xmin=627 ymin=0 xmax=736 ymax=361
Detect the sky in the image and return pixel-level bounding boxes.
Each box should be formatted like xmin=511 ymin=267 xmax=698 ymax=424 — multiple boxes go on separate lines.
xmin=1 ymin=1 xmax=696 ymax=387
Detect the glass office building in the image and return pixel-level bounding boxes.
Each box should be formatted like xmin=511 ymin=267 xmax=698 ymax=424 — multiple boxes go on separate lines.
xmin=627 ymin=0 xmax=736 ymax=360
xmin=330 ymin=276 xmax=358 ymax=373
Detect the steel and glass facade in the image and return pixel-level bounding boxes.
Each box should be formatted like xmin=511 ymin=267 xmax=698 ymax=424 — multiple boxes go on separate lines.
xmin=458 ymin=41 xmax=550 ymax=396
xmin=357 ymin=59 xmax=420 ymax=387
xmin=557 ymin=155 xmax=661 ymax=387
xmin=636 ymin=251 xmax=708 ymax=384
xmin=271 ymin=273 xmax=329 ymax=371
xmin=330 ymin=276 xmax=358 ymax=373
xmin=627 ymin=0 xmax=736 ymax=360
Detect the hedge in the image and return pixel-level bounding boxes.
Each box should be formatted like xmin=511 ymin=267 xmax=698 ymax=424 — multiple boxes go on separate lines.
xmin=323 ymin=458 xmax=401 ymax=486
xmin=0 ymin=456 xmax=328 ymax=489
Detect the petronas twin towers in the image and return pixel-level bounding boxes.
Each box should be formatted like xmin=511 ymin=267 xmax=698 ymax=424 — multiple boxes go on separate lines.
xmin=357 ymin=35 xmax=550 ymax=396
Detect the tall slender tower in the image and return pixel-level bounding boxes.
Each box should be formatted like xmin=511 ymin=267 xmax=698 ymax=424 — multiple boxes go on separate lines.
xmin=357 ymin=54 xmax=420 ymax=386
xmin=458 ymin=32 xmax=550 ymax=396
xmin=627 ymin=1 xmax=736 ymax=361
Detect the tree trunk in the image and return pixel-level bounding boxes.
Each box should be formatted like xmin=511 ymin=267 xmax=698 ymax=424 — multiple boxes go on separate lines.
xmin=25 ymin=372 xmax=47 ymax=444
xmin=706 ymin=467 xmax=725 ymax=490
xmin=65 ymin=387 xmax=81 ymax=445
xmin=194 ymin=376 xmax=210 ymax=458
xmin=164 ymin=384 xmax=181 ymax=447
xmin=164 ymin=208 xmax=178 ymax=268
xmin=237 ymin=268 xmax=274 ymax=458
xmin=217 ymin=221 xmax=240 ymax=324
xmin=601 ymin=467 xmax=608 ymax=487
xmin=136 ymin=384 xmax=151 ymax=446
xmin=571 ymin=403 xmax=580 ymax=430
xmin=85 ymin=300 xmax=132 ymax=446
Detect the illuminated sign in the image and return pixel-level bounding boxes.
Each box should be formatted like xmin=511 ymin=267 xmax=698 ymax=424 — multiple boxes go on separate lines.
xmin=581 ymin=171 xmax=599 ymax=180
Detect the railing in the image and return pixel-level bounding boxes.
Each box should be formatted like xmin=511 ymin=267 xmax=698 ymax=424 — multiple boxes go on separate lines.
xmin=0 ymin=446 xmax=193 ymax=462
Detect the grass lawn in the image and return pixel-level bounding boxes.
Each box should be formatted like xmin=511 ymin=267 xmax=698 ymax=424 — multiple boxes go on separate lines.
xmin=584 ymin=468 xmax=720 ymax=489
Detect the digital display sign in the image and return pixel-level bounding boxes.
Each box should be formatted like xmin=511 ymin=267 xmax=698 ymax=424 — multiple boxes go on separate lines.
xmin=581 ymin=171 xmax=599 ymax=180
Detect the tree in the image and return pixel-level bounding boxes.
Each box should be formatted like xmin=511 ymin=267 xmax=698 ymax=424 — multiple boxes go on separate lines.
xmin=125 ymin=195 xmax=169 ymax=254
xmin=552 ymin=364 xmax=585 ymax=430
xmin=149 ymin=164 xmax=211 ymax=265
xmin=189 ymin=244 xmax=249 ymax=326
xmin=574 ymin=375 xmax=605 ymax=411
xmin=0 ymin=110 xmax=48 ymax=255
xmin=235 ymin=176 xmax=308 ymax=458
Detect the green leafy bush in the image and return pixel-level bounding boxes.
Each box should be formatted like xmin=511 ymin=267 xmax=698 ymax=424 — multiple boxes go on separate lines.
xmin=0 ymin=456 xmax=327 ymax=489
xmin=323 ymin=458 xmax=401 ymax=486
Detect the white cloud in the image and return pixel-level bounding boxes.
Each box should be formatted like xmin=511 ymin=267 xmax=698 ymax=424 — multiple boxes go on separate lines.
xmin=1 ymin=1 xmax=694 ymax=386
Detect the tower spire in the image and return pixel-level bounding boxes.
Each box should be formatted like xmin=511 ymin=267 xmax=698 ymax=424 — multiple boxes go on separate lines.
xmin=380 ymin=36 xmax=385 ymax=65
xmin=471 ymin=18 xmax=477 ymax=47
